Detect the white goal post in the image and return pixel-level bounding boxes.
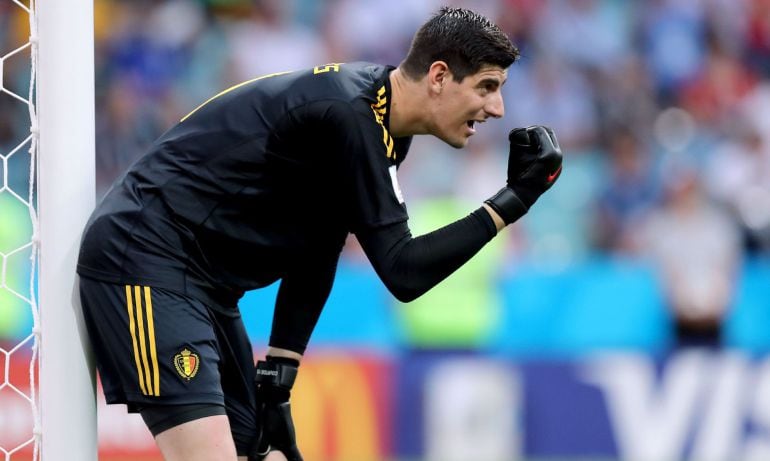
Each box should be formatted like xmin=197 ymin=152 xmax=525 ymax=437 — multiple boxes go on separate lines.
xmin=36 ymin=0 xmax=97 ymax=459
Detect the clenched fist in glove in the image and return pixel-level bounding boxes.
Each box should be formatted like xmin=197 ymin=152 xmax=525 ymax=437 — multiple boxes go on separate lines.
xmin=250 ymin=357 xmax=303 ymax=461
xmin=485 ymin=125 xmax=563 ymax=224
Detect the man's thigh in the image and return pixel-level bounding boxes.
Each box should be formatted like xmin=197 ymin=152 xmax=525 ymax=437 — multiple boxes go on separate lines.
xmin=79 ymin=278 xmax=226 ymax=406
xmin=79 ymin=277 xmax=259 ymax=453
xmin=154 ymin=414 xmax=238 ymax=461
xmin=209 ymin=307 xmax=259 ymax=454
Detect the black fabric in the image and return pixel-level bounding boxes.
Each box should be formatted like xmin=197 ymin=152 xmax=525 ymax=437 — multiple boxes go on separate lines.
xmin=79 ymin=276 xmax=258 ymax=455
xmin=484 ymin=187 xmax=528 ymax=224
xmin=268 ymin=248 xmax=340 ymax=354
xmin=674 ymin=319 xmax=723 ymax=349
xmin=355 ymin=207 xmax=497 ymax=302
xmin=140 ymin=403 xmax=226 ymax=437
xmin=266 ymin=208 xmax=498 ymax=353
xmin=77 ymin=62 xmax=412 ymax=312
xmin=251 ymin=401 xmax=304 ymax=461
xmin=504 ymin=126 xmax=563 ymax=208
xmin=80 ymin=277 xmax=225 ymax=406
xmin=251 ymin=359 xmax=303 ymax=460
xmin=257 ymin=356 xmax=300 ymax=403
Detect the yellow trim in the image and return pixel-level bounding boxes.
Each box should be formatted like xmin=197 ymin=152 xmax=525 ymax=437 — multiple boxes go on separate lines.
xmin=180 ymin=71 xmax=293 ymax=122
xmin=313 ymin=63 xmax=342 ymax=74
xmin=126 ymin=286 xmax=148 ymax=396
xmin=370 ymin=106 xmax=395 ymax=160
xmin=144 ymin=287 xmax=160 ymax=396
xmin=134 ymin=285 xmax=154 ymax=396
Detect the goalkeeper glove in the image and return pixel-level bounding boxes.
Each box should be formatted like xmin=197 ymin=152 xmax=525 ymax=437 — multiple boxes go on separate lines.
xmin=250 ymin=356 xmax=303 ymax=461
xmin=485 ymin=125 xmax=563 ymax=224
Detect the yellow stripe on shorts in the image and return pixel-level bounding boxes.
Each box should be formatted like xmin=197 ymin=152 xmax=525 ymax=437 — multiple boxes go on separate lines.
xmin=126 ymin=285 xmax=160 ymax=396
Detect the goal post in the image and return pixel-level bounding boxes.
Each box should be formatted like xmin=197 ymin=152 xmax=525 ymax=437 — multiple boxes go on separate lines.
xmin=36 ymin=0 xmax=98 ymax=459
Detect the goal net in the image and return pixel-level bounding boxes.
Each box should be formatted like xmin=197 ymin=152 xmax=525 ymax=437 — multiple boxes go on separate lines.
xmin=1 ymin=1 xmax=39 ymax=459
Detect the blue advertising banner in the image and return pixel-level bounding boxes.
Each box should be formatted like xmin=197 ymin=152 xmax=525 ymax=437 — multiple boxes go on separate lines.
xmin=394 ymin=350 xmax=770 ymax=461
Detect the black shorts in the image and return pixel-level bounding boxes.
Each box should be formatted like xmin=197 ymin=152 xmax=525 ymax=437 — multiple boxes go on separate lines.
xmin=79 ymin=276 xmax=257 ymax=452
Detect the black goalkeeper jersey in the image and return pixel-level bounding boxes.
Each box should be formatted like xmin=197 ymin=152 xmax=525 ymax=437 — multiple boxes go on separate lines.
xmin=78 ymin=62 xmax=412 ymax=308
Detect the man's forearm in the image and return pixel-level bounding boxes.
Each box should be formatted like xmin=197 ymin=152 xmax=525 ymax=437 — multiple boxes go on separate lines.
xmin=356 ymin=207 xmax=498 ymax=302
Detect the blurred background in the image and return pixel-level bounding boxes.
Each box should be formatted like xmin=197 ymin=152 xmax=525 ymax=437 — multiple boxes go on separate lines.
xmin=2 ymin=0 xmax=770 ymax=460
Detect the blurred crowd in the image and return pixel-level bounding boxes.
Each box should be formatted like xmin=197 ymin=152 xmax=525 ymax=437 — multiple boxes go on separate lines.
xmin=3 ymin=0 xmax=770 ymax=345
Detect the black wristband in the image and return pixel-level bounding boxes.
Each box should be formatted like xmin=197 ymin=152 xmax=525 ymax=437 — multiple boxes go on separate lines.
xmin=255 ymin=357 xmax=298 ymax=390
xmin=484 ymin=187 xmax=528 ymax=225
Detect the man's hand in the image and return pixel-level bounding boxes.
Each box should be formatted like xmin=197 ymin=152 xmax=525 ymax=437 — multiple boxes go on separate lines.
xmin=506 ymin=126 xmax=562 ymax=206
xmin=484 ymin=125 xmax=563 ymax=224
xmin=250 ymin=358 xmax=303 ymax=461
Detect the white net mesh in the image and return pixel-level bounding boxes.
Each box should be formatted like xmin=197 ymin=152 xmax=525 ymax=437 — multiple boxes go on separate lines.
xmin=0 ymin=0 xmax=39 ymax=460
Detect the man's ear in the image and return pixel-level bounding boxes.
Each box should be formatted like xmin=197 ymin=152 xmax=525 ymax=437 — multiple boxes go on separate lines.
xmin=427 ymin=61 xmax=451 ymax=94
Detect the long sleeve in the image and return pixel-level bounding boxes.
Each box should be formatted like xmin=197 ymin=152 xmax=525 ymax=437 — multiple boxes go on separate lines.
xmin=268 ymin=250 xmax=340 ymax=354
xmin=356 ymin=207 xmax=497 ymax=302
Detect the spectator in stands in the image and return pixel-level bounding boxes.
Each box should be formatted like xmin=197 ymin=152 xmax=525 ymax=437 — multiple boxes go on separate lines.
xmin=633 ymin=161 xmax=742 ymax=348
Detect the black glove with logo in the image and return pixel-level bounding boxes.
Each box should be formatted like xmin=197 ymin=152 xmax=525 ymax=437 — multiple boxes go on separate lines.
xmin=485 ymin=125 xmax=563 ymax=224
xmin=249 ymin=357 xmax=303 ymax=461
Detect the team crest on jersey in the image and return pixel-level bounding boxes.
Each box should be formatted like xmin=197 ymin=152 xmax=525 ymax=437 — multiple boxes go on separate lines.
xmin=173 ymin=348 xmax=200 ymax=381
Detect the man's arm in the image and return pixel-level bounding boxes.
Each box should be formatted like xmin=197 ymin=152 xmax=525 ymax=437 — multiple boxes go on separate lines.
xmin=253 ymin=252 xmax=339 ymax=461
xmin=482 ymin=203 xmax=506 ymax=232
xmin=355 ymin=207 xmax=497 ymax=303
xmin=268 ymin=249 xmax=340 ymax=354
xmin=357 ymin=125 xmax=562 ymax=303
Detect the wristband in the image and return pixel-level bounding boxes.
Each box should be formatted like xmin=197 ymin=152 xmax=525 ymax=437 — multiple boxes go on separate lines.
xmin=484 ymin=187 xmax=528 ymax=225
xmin=255 ymin=359 xmax=298 ymax=390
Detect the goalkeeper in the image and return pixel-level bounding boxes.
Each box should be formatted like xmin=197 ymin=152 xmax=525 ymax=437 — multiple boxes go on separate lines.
xmin=77 ymin=6 xmax=561 ymax=461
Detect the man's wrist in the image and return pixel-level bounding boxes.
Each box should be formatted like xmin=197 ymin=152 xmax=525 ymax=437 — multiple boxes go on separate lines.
xmin=481 ymin=203 xmax=506 ymax=233
xmin=484 ymin=187 xmax=528 ymax=225
xmin=256 ymin=359 xmax=298 ymax=390
xmin=266 ymin=347 xmax=303 ymax=364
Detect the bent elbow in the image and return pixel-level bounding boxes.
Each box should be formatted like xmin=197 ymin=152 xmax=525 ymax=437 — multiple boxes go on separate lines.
xmin=384 ymin=279 xmax=425 ymax=303
xmin=392 ymin=289 xmax=419 ymax=303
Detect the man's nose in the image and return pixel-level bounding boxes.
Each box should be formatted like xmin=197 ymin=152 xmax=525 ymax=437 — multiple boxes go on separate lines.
xmin=485 ymin=92 xmax=504 ymax=118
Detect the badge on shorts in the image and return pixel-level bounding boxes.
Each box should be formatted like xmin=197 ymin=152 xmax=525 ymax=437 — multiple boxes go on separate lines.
xmin=173 ymin=348 xmax=200 ymax=381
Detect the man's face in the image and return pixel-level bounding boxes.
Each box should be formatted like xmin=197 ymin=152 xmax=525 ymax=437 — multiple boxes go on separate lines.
xmin=431 ymin=65 xmax=507 ymax=148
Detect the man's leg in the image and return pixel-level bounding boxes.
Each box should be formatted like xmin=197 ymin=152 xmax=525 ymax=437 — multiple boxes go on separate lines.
xmin=151 ymin=410 xmax=288 ymax=461
xmin=155 ymin=415 xmax=238 ymax=461
xmin=154 ymin=415 xmax=290 ymax=461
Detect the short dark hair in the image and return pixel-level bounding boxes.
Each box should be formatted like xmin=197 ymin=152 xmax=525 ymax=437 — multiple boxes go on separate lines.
xmin=400 ymin=7 xmax=519 ymax=82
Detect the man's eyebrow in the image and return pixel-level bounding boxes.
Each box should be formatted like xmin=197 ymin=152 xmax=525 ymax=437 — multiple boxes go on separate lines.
xmin=477 ymin=77 xmax=506 ymax=87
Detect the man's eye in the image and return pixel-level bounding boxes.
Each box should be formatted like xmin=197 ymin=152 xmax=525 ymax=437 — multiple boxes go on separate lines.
xmin=480 ymin=84 xmax=497 ymax=94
